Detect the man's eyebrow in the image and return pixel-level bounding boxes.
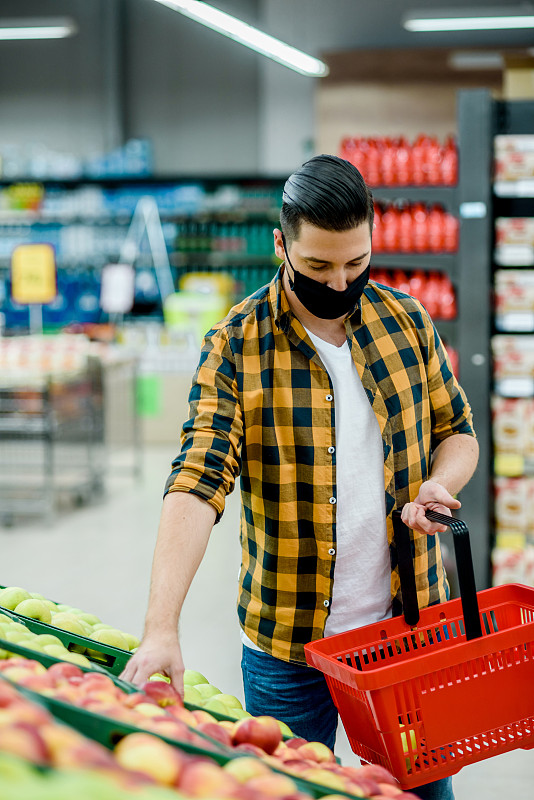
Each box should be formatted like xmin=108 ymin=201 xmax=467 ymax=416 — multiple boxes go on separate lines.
xmin=302 ymin=251 xmax=370 ymax=264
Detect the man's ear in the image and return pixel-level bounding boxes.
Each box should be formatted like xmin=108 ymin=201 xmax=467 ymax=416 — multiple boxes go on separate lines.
xmin=273 ymin=228 xmax=286 ymax=261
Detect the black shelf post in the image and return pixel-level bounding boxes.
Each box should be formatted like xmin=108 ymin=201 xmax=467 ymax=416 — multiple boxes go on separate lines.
xmin=455 ymin=89 xmax=494 ymax=589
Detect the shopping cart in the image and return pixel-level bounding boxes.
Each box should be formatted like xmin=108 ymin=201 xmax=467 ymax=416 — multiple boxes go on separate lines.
xmin=304 ymin=509 xmax=534 ymax=789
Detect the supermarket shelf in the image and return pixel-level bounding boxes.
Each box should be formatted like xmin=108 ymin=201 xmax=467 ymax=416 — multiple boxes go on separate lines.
xmin=0 ymin=173 xmax=288 ymax=188
xmin=371 ymin=253 xmax=457 ymax=273
xmin=371 ymin=185 xmax=457 ymax=206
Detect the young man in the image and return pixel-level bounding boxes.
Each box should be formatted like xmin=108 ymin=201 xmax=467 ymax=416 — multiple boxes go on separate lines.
xmin=122 ymin=155 xmax=478 ymax=800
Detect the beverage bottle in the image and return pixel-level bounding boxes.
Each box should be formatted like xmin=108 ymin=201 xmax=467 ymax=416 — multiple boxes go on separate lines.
xmin=411 ymin=134 xmax=428 ymax=185
xmin=421 ymin=271 xmax=441 ymax=317
xmin=396 ymin=136 xmax=412 ymax=186
xmin=426 ymin=137 xmax=442 ymax=185
xmin=439 ymin=274 xmax=457 ymax=319
xmin=382 ymin=204 xmax=401 ymax=252
xmin=372 ymin=204 xmax=384 ymax=252
xmin=443 ymin=212 xmax=459 ymax=252
xmin=408 ymin=270 xmax=426 ymax=303
xmin=399 ymin=203 xmax=414 ymax=252
xmin=428 ymin=204 xmax=445 ymax=252
xmin=381 ymin=137 xmax=397 ymax=186
xmin=412 ymin=203 xmax=429 ymax=252
xmin=366 ymin=138 xmax=381 ymax=186
xmin=440 ymin=135 xmax=458 ymax=185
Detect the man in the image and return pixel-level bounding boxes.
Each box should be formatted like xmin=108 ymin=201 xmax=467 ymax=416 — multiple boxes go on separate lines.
xmin=122 ymin=155 xmax=478 ymax=800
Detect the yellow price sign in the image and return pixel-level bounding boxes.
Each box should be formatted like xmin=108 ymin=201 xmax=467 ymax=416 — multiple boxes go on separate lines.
xmin=11 ymin=243 xmax=57 ymax=305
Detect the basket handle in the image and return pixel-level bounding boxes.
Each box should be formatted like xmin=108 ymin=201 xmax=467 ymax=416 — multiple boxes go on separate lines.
xmin=392 ymin=508 xmax=483 ymax=641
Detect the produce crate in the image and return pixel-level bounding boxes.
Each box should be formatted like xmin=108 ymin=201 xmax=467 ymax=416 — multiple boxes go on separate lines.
xmin=0 ymin=604 xmax=131 ymax=674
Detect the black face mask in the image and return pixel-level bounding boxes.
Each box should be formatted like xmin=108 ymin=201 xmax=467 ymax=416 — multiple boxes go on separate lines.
xmin=282 ymin=234 xmax=370 ymax=320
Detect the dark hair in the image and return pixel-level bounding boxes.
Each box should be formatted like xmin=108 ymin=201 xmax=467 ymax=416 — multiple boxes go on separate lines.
xmin=280 ymin=154 xmax=374 ymax=244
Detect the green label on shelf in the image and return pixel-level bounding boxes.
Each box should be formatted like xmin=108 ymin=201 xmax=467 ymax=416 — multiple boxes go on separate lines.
xmin=136 ymin=375 xmax=162 ymax=418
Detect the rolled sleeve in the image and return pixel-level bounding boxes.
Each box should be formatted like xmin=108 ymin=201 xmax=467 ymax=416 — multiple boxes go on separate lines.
xmin=164 ymin=325 xmax=243 ymax=522
xmin=426 ymin=318 xmax=476 ymax=446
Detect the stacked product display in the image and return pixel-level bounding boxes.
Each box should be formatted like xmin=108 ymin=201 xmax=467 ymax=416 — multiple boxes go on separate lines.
xmin=491 ymin=122 xmax=534 ymax=587
xmin=0 ymin=583 xmax=420 ymax=799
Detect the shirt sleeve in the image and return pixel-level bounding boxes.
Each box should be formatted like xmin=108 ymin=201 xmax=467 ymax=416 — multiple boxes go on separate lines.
xmin=425 ymin=314 xmax=476 ymax=447
xmin=164 ymin=324 xmax=243 ymax=521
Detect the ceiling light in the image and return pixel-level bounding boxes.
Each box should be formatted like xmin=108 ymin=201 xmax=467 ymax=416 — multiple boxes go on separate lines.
xmin=0 ymin=17 xmax=77 ymax=40
xmin=448 ymin=51 xmax=505 ymax=70
xmin=404 ymin=7 xmax=534 ymax=32
xmin=152 ymin=0 xmax=329 ymax=77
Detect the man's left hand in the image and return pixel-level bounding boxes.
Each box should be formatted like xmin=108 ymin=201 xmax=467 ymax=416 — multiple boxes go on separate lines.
xmin=400 ymin=480 xmax=461 ymax=535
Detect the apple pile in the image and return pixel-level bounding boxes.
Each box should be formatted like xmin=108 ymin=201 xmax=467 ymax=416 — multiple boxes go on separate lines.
xmin=0 ymin=585 xmax=139 ymax=658
xmin=0 ymin=611 xmax=93 ymax=668
xmin=0 ymin=752 xmax=181 ymax=800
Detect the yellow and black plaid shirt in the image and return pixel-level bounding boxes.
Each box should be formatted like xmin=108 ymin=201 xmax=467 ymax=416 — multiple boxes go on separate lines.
xmin=165 ymin=267 xmax=475 ymax=663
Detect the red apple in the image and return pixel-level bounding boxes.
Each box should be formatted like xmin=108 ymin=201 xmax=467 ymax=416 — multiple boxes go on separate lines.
xmin=196 ymin=721 xmax=233 ymax=747
xmin=285 ymin=737 xmax=309 ymax=749
xmin=234 ymin=742 xmax=270 ymax=757
xmin=190 ymin=709 xmax=217 ymax=725
xmin=246 ymin=772 xmax=299 ymax=797
xmin=223 ymin=756 xmax=272 ymax=783
xmin=346 ymin=777 xmax=382 ymax=797
xmin=374 ymin=782 xmax=403 ymax=796
xmin=0 ymin=722 xmax=49 ymax=764
xmin=179 ymin=758 xmax=240 ymax=797
xmin=141 ymin=680 xmax=182 ymax=708
xmin=47 ymin=662 xmax=84 ymax=682
xmin=115 ymin=732 xmax=183 ymax=785
xmin=296 ymin=741 xmax=336 ymax=764
xmin=232 ymin=715 xmax=282 ymax=755
xmin=354 ymin=764 xmax=399 ymax=786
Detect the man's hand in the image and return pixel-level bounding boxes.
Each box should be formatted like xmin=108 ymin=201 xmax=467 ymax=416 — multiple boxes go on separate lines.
xmin=119 ymin=633 xmax=185 ymax=696
xmin=401 ymin=480 xmax=461 ymax=535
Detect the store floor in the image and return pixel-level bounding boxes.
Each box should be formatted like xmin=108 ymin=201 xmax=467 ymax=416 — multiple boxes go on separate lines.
xmin=1 ymin=444 xmax=532 ymax=797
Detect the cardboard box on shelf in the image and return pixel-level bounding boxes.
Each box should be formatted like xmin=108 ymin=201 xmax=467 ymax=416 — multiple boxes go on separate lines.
xmin=503 ymin=56 xmax=534 ymax=101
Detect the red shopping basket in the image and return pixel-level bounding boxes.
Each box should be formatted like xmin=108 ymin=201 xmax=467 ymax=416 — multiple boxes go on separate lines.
xmin=304 ymin=509 xmax=534 ymax=789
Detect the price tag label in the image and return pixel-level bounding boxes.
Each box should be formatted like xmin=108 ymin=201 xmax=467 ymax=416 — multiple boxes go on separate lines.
xmin=11 ymin=244 xmax=57 ymax=304
xmin=100 ymin=263 xmax=135 ymax=314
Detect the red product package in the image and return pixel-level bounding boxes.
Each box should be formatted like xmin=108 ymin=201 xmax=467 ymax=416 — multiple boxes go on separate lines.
xmin=427 ymin=204 xmax=445 ymax=252
xmin=438 ymin=274 xmax=457 ymax=320
xmin=411 ymin=135 xmax=429 ymax=185
xmin=421 ymin=271 xmax=441 ymax=317
xmin=382 ymin=205 xmax=401 ymax=252
xmin=381 ymin=137 xmax=397 ymax=186
xmin=412 ymin=203 xmax=429 ymax=252
xmin=399 ymin=204 xmax=414 ymax=252
xmin=443 ymin=212 xmax=459 ymax=252
xmin=440 ymin=135 xmax=458 ymax=185
xmin=425 ymin=136 xmax=442 ymax=185
xmin=372 ymin=204 xmax=384 ymax=251
xmin=396 ymin=136 xmax=412 ymax=186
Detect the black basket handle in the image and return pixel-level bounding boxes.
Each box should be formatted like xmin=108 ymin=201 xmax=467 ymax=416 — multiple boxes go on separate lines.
xmin=392 ymin=508 xmax=483 ymax=641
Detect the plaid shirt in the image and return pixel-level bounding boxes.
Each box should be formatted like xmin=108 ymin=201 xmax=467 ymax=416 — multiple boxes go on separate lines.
xmin=165 ymin=267 xmax=475 ymax=663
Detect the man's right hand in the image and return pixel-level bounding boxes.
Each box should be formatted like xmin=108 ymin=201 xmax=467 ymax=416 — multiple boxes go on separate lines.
xmin=119 ymin=633 xmax=185 ymax=696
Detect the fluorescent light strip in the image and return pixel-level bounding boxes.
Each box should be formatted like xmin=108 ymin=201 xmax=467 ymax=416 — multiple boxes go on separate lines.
xmin=0 ymin=26 xmax=73 ymax=40
xmin=405 ymin=15 xmax=534 ymax=32
xmin=153 ymin=0 xmax=328 ymax=77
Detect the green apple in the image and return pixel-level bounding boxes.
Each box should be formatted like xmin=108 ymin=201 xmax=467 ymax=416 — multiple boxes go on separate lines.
xmin=183 ymin=685 xmax=203 ymax=705
xmin=203 ymin=697 xmax=232 ymax=715
xmin=0 ymin=587 xmax=32 ymax=610
xmin=183 ymin=669 xmax=209 ymax=686
xmin=14 ymin=599 xmax=52 ymax=624
xmin=92 ymin=623 xmax=114 ymax=631
xmin=43 ymin=644 xmax=71 ymax=658
xmin=224 ymin=708 xmax=251 ymax=720
xmin=122 ymin=632 xmax=140 ymax=650
xmin=62 ymin=651 xmax=91 ymax=668
xmin=30 ymin=592 xmax=45 ymax=600
xmin=33 ymin=633 xmax=64 ymax=648
xmin=50 ymin=613 xmax=87 ymax=637
xmin=3 ymin=631 xmax=34 ymax=644
xmin=55 ymin=604 xmax=71 ymax=612
xmin=148 ymin=673 xmax=171 ymax=683
xmin=0 ymin=649 xmax=11 ymax=660
xmin=0 ymin=614 xmax=13 ymax=625
xmin=7 ymin=622 xmax=28 ymax=633
xmin=194 ymin=683 xmax=222 ymax=700
xmin=212 ymin=693 xmax=243 ymax=710
xmin=87 ymin=628 xmax=129 ymax=653
xmin=277 ymin=719 xmax=294 ymax=737
xmin=73 ymin=612 xmax=101 ymax=626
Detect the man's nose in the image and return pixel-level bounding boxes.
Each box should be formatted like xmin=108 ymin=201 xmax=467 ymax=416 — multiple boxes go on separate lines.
xmin=328 ymin=270 xmax=349 ymax=292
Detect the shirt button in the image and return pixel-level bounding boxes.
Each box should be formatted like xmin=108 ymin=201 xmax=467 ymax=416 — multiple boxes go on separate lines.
xmin=326 ymin=394 xmax=333 ymax=401
xmin=329 ymin=497 xmax=336 ymax=504
xmin=328 ymin=446 xmax=335 ymax=454
xmin=324 ymin=600 xmax=330 ymax=607
xmin=328 ymin=548 xmax=336 ymax=555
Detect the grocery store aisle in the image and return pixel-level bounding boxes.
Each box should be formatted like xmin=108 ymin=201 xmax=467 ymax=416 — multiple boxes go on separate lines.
xmin=1 ymin=444 xmax=532 ymax=797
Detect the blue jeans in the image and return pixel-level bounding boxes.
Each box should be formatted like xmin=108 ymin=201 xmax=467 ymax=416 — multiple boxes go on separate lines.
xmin=241 ymin=645 xmax=454 ymax=800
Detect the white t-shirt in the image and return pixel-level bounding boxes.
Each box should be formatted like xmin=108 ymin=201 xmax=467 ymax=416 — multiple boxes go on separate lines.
xmin=241 ymin=327 xmax=392 ymax=651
